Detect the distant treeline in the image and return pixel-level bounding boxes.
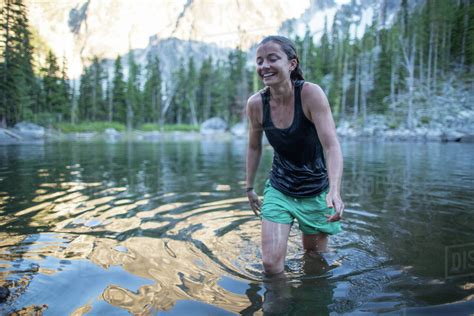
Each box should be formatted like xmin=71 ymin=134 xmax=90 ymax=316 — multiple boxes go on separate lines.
xmin=0 ymin=0 xmax=472 ymax=129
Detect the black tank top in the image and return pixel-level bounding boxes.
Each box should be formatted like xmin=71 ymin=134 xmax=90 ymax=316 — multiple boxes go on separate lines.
xmin=261 ymin=80 xmax=329 ymax=197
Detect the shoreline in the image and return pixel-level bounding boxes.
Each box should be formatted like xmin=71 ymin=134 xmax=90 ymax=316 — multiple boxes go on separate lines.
xmin=1 ymin=127 xmax=473 ymax=145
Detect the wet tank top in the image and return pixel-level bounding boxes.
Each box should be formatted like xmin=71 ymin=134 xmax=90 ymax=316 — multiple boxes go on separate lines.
xmin=261 ymin=80 xmax=329 ymax=197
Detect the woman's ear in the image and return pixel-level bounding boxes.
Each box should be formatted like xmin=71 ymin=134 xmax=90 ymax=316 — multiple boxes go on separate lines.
xmin=289 ymin=59 xmax=298 ymax=71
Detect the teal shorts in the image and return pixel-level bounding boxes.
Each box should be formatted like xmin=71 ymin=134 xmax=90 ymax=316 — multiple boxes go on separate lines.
xmin=262 ymin=180 xmax=342 ymax=235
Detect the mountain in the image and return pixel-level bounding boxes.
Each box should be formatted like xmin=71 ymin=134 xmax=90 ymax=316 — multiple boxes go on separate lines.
xmin=25 ymin=0 xmax=311 ymax=79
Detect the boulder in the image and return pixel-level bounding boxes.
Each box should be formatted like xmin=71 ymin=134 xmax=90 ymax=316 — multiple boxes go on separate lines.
xmin=0 ymin=128 xmax=21 ymax=144
xmin=104 ymin=128 xmax=121 ymax=141
xmin=460 ymin=134 xmax=474 ymax=143
xmin=200 ymin=117 xmax=228 ymax=135
xmin=425 ymin=129 xmax=443 ymax=141
xmin=13 ymin=122 xmax=45 ymax=139
xmin=0 ymin=285 xmax=10 ymax=302
xmin=230 ymin=121 xmax=247 ymax=137
xmin=441 ymin=130 xmax=463 ymax=142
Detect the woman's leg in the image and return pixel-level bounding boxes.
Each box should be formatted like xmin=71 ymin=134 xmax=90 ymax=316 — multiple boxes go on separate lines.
xmin=261 ymin=220 xmax=291 ymax=275
xmin=302 ymin=232 xmax=328 ymax=252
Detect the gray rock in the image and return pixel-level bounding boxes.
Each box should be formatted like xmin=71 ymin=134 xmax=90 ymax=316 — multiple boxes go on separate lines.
xmin=361 ymin=126 xmax=375 ymax=137
xmin=426 ymin=129 xmax=442 ymax=141
xmin=13 ymin=122 xmax=45 ymax=139
xmin=336 ymin=120 xmax=358 ymax=137
xmin=460 ymin=134 xmax=474 ymax=143
xmin=104 ymin=128 xmax=120 ymax=136
xmin=200 ymin=117 xmax=228 ymax=135
xmin=0 ymin=128 xmax=21 ymax=144
xmin=441 ymin=130 xmax=464 ymax=142
xmin=104 ymin=128 xmax=122 ymax=141
xmin=0 ymin=285 xmax=10 ymax=302
xmin=230 ymin=121 xmax=247 ymax=137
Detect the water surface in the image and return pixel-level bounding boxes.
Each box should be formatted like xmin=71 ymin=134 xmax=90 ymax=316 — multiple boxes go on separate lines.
xmin=0 ymin=140 xmax=473 ymax=315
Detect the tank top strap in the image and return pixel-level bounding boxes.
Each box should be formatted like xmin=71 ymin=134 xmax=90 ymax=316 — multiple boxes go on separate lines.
xmin=260 ymin=88 xmax=271 ymax=128
xmin=294 ymin=80 xmax=304 ymax=120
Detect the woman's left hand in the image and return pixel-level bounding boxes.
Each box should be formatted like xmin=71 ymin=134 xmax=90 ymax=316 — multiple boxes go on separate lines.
xmin=325 ymin=191 xmax=344 ymax=222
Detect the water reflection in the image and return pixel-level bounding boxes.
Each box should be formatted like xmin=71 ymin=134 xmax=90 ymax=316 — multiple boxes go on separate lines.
xmin=0 ymin=140 xmax=473 ymax=314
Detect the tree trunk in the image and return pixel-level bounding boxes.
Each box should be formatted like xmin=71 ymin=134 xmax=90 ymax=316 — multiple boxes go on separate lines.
xmin=433 ymin=25 xmax=438 ymax=91
xmin=352 ymin=56 xmax=360 ymax=122
xmin=399 ymin=34 xmax=416 ymax=130
xmin=427 ymin=20 xmax=434 ymax=92
xmin=460 ymin=0 xmax=469 ymax=68
xmin=340 ymin=53 xmax=349 ymax=122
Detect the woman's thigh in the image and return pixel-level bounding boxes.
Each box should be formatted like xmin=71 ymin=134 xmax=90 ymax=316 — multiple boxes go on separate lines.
xmin=261 ymin=220 xmax=291 ymax=261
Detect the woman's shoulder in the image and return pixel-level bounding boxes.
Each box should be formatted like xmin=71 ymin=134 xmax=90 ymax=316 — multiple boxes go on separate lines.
xmin=300 ymin=82 xmax=330 ymax=112
xmin=301 ymin=81 xmax=325 ymax=96
xmin=247 ymin=91 xmax=264 ymax=109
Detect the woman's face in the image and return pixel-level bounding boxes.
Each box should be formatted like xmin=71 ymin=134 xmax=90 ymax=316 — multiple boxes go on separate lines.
xmin=256 ymin=41 xmax=296 ymax=86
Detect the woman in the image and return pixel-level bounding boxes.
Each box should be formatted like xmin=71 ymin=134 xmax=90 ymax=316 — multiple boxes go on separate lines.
xmin=246 ymin=35 xmax=344 ymax=276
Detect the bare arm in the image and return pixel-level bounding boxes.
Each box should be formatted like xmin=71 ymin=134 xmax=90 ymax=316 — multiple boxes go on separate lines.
xmin=246 ymin=94 xmax=263 ymax=216
xmin=303 ymin=83 xmax=344 ymax=221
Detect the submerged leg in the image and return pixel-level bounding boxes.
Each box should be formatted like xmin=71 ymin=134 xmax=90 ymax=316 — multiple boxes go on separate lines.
xmin=302 ymin=232 xmax=328 ymax=253
xmin=261 ymin=220 xmax=291 ymax=275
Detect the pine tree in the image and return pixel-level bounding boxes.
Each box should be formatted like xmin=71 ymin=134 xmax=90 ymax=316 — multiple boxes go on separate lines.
xmin=197 ymin=56 xmax=212 ymax=122
xmin=143 ymin=55 xmax=162 ymax=124
xmin=90 ymin=56 xmax=105 ymax=121
xmin=112 ymin=55 xmax=126 ymax=123
xmin=0 ymin=0 xmax=36 ymax=126
xmin=41 ymin=50 xmax=64 ymax=121
xmin=126 ymin=52 xmax=141 ymax=128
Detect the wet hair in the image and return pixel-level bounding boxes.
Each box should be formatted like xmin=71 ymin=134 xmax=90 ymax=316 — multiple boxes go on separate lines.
xmin=258 ymin=35 xmax=304 ymax=82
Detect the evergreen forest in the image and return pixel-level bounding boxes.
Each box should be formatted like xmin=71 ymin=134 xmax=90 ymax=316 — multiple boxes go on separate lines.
xmin=1 ymin=0 xmax=473 ymax=131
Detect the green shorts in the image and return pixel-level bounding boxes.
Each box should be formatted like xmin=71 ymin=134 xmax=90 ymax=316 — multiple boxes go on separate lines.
xmin=262 ymin=180 xmax=342 ymax=235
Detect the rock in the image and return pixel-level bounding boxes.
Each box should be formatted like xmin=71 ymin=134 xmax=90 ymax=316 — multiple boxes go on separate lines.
xmin=425 ymin=129 xmax=442 ymax=141
xmin=230 ymin=121 xmax=247 ymax=137
xmin=72 ymin=132 xmax=97 ymax=140
xmin=336 ymin=120 xmax=358 ymax=137
xmin=0 ymin=128 xmax=21 ymax=144
xmin=200 ymin=117 xmax=228 ymax=135
xmin=460 ymin=134 xmax=474 ymax=143
xmin=0 ymin=285 xmax=10 ymax=302
xmin=361 ymin=126 xmax=375 ymax=137
xmin=13 ymin=122 xmax=45 ymax=139
xmin=104 ymin=128 xmax=121 ymax=141
xmin=104 ymin=128 xmax=120 ymax=136
xmin=441 ymin=130 xmax=464 ymax=142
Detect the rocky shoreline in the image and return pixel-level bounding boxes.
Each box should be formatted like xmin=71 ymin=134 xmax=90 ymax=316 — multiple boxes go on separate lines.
xmin=1 ymin=119 xmax=473 ymax=145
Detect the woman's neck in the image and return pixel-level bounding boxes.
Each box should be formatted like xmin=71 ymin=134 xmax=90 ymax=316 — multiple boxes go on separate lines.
xmin=268 ymin=80 xmax=294 ymax=105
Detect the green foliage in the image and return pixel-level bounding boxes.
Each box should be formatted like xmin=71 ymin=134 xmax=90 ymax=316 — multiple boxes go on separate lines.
xmin=2 ymin=0 xmax=472 ymax=130
xmin=111 ymin=55 xmax=127 ymax=123
xmin=420 ymin=116 xmax=430 ymax=124
xmin=56 ymin=121 xmax=126 ymax=132
xmin=143 ymin=55 xmax=162 ymax=124
xmin=0 ymin=0 xmax=37 ymax=126
xmin=138 ymin=123 xmax=199 ymax=132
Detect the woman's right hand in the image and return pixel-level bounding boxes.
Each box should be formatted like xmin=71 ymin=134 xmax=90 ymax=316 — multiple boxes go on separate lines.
xmin=247 ymin=190 xmax=262 ymax=217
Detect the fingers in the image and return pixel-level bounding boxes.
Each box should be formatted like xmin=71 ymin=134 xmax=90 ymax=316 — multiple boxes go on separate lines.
xmin=326 ymin=200 xmax=344 ymax=222
xmin=326 ymin=195 xmax=334 ymax=208
xmin=247 ymin=192 xmax=262 ymax=217
xmin=326 ymin=212 xmax=341 ymax=222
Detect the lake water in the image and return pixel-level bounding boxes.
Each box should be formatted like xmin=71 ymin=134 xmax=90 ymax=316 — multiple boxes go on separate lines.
xmin=0 ymin=139 xmax=473 ymax=315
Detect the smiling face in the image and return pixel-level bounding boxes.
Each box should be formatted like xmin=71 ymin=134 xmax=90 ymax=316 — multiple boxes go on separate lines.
xmin=256 ymin=41 xmax=297 ymax=87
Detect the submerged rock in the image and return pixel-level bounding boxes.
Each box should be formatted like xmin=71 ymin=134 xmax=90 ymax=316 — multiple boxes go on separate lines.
xmin=0 ymin=285 xmax=10 ymax=302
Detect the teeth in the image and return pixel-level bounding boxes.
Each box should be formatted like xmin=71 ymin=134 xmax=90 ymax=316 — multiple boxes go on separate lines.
xmin=263 ymin=73 xmax=274 ymax=78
